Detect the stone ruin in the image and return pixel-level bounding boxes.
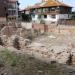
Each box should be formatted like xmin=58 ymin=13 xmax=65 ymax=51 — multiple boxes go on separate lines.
xmin=0 ymin=21 xmax=75 ymax=65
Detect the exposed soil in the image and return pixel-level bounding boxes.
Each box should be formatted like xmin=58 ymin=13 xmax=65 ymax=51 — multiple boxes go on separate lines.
xmin=0 ymin=48 xmax=75 ymax=75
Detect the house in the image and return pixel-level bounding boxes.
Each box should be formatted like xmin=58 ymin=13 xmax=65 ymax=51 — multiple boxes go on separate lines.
xmin=7 ymin=0 xmax=19 ymax=21
xmin=23 ymin=0 xmax=72 ymax=24
xmin=71 ymin=12 xmax=75 ymax=19
xmin=0 ymin=0 xmax=19 ymax=21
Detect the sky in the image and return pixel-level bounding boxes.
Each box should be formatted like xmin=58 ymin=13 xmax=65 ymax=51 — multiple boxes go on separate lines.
xmin=19 ymin=0 xmax=75 ymax=11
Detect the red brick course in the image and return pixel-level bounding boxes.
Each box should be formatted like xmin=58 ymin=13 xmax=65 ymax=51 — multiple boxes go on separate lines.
xmin=32 ymin=23 xmax=45 ymax=32
xmin=32 ymin=23 xmax=75 ymax=35
xmin=32 ymin=23 xmax=57 ymax=33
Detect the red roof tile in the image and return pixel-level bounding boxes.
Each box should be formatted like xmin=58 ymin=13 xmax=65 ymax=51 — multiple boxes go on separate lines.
xmin=43 ymin=0 xmax=72 ymax=7
xmin=24 ymin=0 xmax=72 ymax=11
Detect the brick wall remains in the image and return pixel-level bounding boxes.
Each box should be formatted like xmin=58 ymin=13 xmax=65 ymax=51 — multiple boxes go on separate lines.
xmin=32 ymin=23 xmax=75 ymax=35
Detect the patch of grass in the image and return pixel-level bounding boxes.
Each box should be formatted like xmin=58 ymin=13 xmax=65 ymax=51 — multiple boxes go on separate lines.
xmin=0 ymin=49 xmax=19 ymax=67
xmin=0 ymin=59 xmax=5 ymax=67
xmin=0 ymin=49 xmax=73 ymax=75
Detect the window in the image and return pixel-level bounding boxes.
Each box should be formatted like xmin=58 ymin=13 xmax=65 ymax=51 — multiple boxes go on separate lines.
xmin=51 ymin=7 xmax=55 ymax=11
xmin=8 ymin=10 xmax=12 ymax=15
xmin=56 ymin=6 xmax=60 ymax=10
xmin=51 ymin=15 xmax=56 ymax=18
xmin=44 ymin=15 xmax=47 ymax=18
xmin=32 ymin=14 xmax=35 ymax=18
xmin=43 ymin=8 xmax=48 ymax=12
xmin=38 ymin=9 xmax=42 ymax=13
xmin=4 ymin=7 xmax=7 ymax=11
xmin=38 ymin=15 xmax=41 ymax=19
xmin=13 ymin=10 xmax=16 ymax=15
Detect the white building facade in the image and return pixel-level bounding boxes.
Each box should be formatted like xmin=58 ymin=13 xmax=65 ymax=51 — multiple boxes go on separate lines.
xmin=23 ymin=0 xmax=72 ymax=24
xmin=32 ymin=14 xmax=71 ymax=24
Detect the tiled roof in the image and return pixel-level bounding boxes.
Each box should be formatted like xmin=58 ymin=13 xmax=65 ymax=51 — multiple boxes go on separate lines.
xmin=23 ymin=3 xmax=41 ymax=11
xmin=43 ymin=0 xmax=72 ymax=7
xmin=24 ymin=0 xmax=72 ymax=11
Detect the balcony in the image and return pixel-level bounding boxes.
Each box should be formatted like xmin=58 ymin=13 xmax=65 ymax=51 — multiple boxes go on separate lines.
xmin=8 ymin=3 xmax=17 ymax=9
xmin=31 ymin=10 xmax=60 ymax=14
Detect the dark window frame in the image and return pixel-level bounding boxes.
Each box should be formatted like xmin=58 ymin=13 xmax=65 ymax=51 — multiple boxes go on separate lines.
xmin=44 ymin=15 xmax=47 ymax=18
xmin=51 ymin=15 xmax=56 ymax=18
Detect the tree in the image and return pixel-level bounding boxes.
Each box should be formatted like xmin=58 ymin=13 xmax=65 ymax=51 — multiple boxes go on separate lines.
xmin=22 ymin=13 xmax=32 ymax=22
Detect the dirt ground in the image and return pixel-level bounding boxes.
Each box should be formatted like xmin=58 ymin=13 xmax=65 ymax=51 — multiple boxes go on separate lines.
xmin=24 ymin=33 xmax=75 ymax=64
xmin=0 ymin=47 xmax=75 ymax=75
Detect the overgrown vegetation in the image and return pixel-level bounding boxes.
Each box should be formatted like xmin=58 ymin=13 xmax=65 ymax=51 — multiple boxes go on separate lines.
xmin=0 ymin=49 xmax=74 ymax=75
xmin=66 ymin=54 xmax=73 ymax=65
xmin=22 ymin=13 xmax=32 ymax=22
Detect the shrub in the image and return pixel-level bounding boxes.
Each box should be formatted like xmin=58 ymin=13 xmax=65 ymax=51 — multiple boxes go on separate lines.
xmin=0 ymin=37 xmax=4 ymax=46
xmin=66 ymin=54 xmax=73 ymax=65
xmin=11 ymin=58 xmax=17 ymax=67
xmin=27 ymin=35 xmax=34 ymax=41
xmin=0 ymin=59 xmax=4 ymax=67
xmin=40 ymin=20 xmax=45 ymax=24
xmin=13 ymin=37 xmax=20 ymax=50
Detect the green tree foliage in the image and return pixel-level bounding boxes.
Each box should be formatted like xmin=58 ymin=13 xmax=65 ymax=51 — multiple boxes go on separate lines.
xmin=22 ymin=13 xmax=32 ymax=22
